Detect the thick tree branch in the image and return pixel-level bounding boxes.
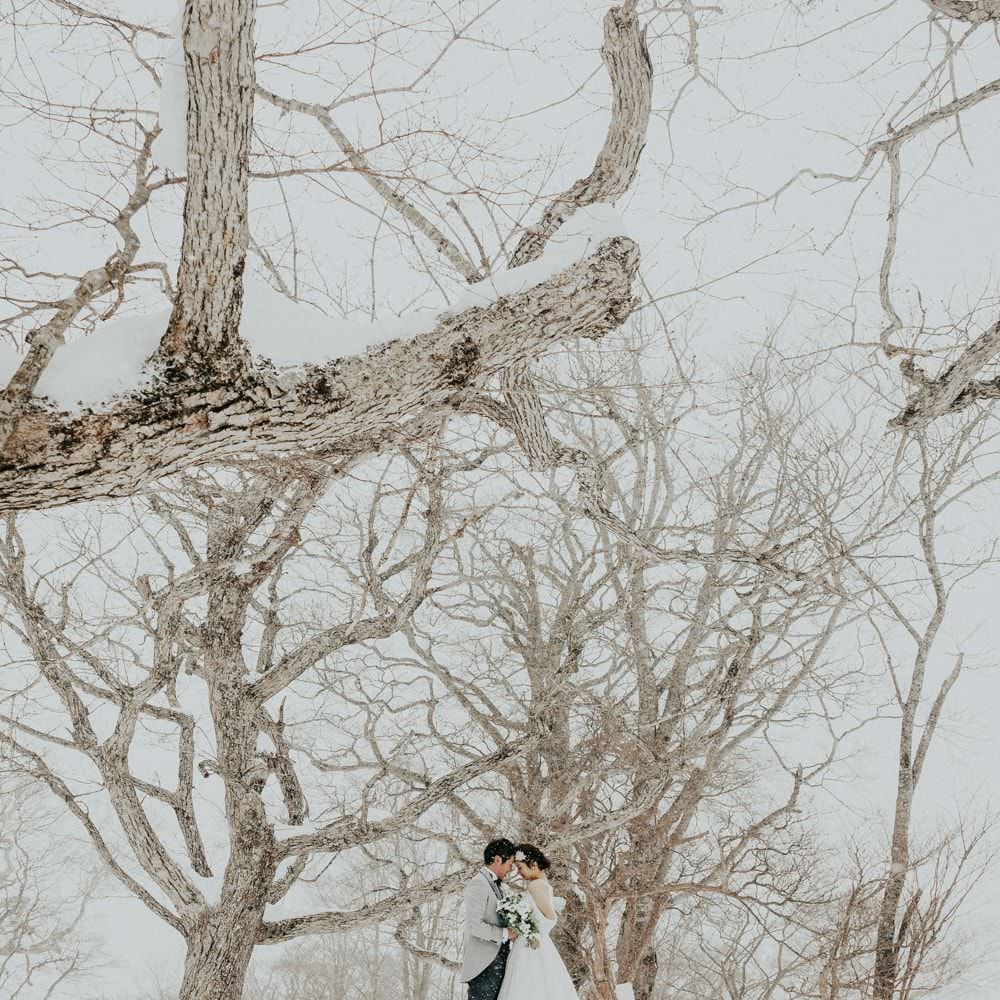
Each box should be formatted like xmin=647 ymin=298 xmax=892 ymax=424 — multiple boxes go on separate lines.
xmin=0 ymin=736 xmax=185 ymax=935
xmin=276 ymin=739 xmax=530 ymax=860
xmin=508 ymin=0 xmax=652 ymax=268
xmin=0 ymin=237 xmax=638 ymax=510
xmin=889 ymin=319 xmax=1000 ymax=429
xmin=925 ymin=0 xmax=1000 ymax=22
xmin=0 ymin=555 xmax=205 ymax=911
xmin=480 ymin=0 xmax=652 ymax=533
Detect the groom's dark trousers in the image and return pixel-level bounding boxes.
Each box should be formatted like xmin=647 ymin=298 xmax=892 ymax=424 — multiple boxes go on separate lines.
xmin=467 ymin=940 xmax=510 ymax=1000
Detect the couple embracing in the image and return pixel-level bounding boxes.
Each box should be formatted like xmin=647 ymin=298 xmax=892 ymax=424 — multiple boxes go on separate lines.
xmin=461 ymin=838 xmax=579 ymax=1000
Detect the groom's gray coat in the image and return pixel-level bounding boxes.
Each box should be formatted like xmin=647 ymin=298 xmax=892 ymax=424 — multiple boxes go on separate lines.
xmin=461 ymin=869 xmax=508 ymax=982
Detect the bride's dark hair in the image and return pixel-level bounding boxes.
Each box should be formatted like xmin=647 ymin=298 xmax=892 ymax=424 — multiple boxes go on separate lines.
xmin=517 ymin=843 xmax=551 ymax=871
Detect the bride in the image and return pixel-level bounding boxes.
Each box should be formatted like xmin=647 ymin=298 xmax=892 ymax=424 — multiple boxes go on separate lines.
xmin=498 ymin=843 xmax=579 ymax=1000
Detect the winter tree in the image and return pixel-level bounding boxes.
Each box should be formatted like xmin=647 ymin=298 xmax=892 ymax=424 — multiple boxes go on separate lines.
xmin=4 ymin=1 xmax=1000 ymax=999
xmin=0 ymin=775 xmax=104 ymax=998
xmin=0 ymin=0 xmax=650 ymax=510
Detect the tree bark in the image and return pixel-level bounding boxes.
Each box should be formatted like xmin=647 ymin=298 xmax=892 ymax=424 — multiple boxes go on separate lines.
xmin=889 ymin=319 xmax=1000 ymax=430
xmin=552 ymin=893 xmax=595 ymax=992
xmin=925 ymin=0 xmax=1000 ymax=22
xmin=0 ymin=238 xmax=638 ymax=510
xmin=631 ymin=946 xmax=659 ymax=1000
xmin=161 ymin=0 xmax=256 ymax=370
xmin=870 ymin=470 xmax=962 ymax=999
xmin=0 ymin=1 xmax=648 ymax=511
xmin=508 ymin=1 xmax=651 ymax=269
xmin=614 ymin=561 xmax=665 ymax=1000
xmin=179 ymin=902 xmax=267 ymax=1000
xmin=177 ymin=507 xmax=279 ymax=1000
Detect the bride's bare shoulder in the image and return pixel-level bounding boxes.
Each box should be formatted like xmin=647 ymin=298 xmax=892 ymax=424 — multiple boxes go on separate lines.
xmin=526 ymin=878 xmax=556 ymax=918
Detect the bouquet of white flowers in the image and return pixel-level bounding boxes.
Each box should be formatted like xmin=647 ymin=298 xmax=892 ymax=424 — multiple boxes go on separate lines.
xmin=496 ymin=892 xmax=542 ymax=949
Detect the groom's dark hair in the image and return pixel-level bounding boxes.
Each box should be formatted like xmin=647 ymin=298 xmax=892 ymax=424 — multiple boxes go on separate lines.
xmin=483 ymin=838 xmax=517 ymax=865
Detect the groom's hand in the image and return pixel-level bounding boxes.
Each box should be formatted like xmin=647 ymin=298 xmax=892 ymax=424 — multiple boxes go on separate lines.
xmin=508 ymin=930 xmax=519 ymax=941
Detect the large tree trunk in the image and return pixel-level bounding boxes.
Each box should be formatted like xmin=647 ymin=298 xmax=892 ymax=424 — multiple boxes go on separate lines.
xmin=614 ymin=866 xmax=663 ymax=1000
xmin=179 ymin=902 xmax=266 ymax=1000
xmin=615 ymin=898 xmax=660 ymax=1000
xmin=0 ymin=2 xmax=649 ymax=512
xmin=552 ymin=893 xmax=594 ymax=992
xmin=871 ymin=492 xmax=960 ymax=999
xmin=177 ymin=506 xmax=280 ymax=1000
xmin=872 ymin=705 xmax=916 ymax=1000
xmin=615 ymin=561 xmax=664 ymax=1000
xmin=161 ymin=0 xmax=256 ymax=370
xmin=633 ymin=947 xmax=658 ymax=1000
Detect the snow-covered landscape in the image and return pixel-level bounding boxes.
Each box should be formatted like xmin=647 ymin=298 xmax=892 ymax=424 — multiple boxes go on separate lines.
xmin=2 ymin=2 xmax=1000 ymax=999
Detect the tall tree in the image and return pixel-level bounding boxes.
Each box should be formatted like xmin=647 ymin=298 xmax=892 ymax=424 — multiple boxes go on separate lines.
xmin=337 ymin=330 xmax=913 ymax=1000
xmin=0 ymin=777 xmax=103 ymax=998
xmin=0 ymin=456 xmax=523 ymax=999
xmin=0 ymin=0 xmax=651 ymax=510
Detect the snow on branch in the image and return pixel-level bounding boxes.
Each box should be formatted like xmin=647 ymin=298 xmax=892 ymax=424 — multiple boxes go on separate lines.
xmin=0 ymin=205 xmax=624 ymax=413
xmin=0 ymin=1 xmax=649 ymax=511
xmin=0 ymin=233 xmax=638 ymax=510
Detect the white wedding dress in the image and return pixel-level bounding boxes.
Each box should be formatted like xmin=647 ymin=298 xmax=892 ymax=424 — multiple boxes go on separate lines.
xmin=497 ymin=882 xmax=579 ymax=1000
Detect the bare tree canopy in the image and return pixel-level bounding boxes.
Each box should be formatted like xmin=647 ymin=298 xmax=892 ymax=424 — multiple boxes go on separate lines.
xmin=4 ymin=2 xmax=1000 ymax=999
xmin=0 ymin=0 xmax=650 ymax=511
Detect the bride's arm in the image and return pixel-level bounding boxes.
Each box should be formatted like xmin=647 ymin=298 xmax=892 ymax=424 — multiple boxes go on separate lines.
xmin=526 ymin=879 xmax=556 ymax=919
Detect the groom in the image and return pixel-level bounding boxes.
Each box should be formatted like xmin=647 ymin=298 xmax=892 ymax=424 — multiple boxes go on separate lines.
xmin=461 ymin=838 xmax=520 ymax=1000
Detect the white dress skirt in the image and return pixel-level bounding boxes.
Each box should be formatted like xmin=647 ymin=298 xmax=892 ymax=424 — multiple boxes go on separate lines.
xmin=497 ymin=891 xmax=579 ymax=1000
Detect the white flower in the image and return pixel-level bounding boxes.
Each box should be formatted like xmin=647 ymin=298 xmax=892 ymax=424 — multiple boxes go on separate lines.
xmin=496 ymin=892 xmax=542 ymax=949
